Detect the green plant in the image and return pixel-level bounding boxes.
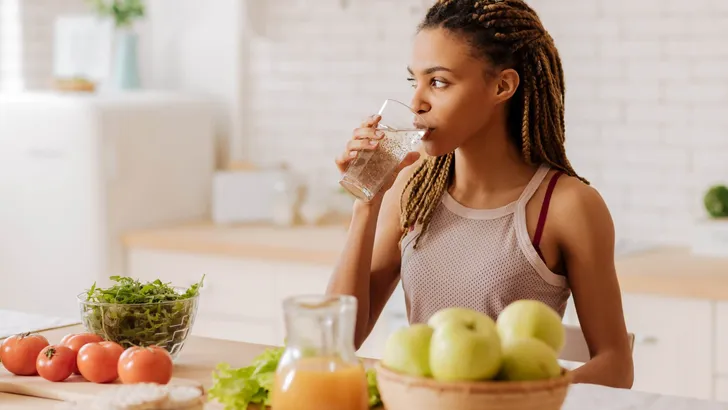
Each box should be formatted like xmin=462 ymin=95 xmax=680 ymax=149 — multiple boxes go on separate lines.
xmin=704 ymin=185 xmax=728 ymax=218
xmin=87 ymin=0 xmax=145 ymax=28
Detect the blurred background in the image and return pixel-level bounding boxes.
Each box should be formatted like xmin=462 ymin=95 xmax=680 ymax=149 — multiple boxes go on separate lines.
xmin=2 ymin=0 xmax=728 ymax=403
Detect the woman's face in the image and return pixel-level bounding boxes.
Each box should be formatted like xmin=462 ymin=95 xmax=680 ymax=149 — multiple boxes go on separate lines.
xmin=408 ymin=27 xmax=516 ymax=157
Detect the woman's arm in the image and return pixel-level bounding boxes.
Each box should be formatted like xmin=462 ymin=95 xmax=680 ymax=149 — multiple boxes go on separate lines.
xmin=552 ymin=180 xmax=634 ymax=389
xmin=327 ymin=158 xmax=421 ymax=349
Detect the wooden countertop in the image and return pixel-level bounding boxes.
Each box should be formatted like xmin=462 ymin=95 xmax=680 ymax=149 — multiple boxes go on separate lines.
xmin=122 ymin=221 xmax=348 ymax=266
xmin=615 ymin=247 xmax=728 ymax=300
xmin=122 ymin=222 xmax=728 ymax=301
xmin=7 ymin=324 xmax=727 ymax=409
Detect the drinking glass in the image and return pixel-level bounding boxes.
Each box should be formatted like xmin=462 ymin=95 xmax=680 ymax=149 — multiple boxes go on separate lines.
xmin=339 ymin=99 xmax=428 ymax=202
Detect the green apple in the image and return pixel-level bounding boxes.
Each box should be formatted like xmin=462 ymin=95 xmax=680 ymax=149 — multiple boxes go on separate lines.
xmin=496 ymin=300 xmax=565 ymax=353
xmin=381 ymin=323 xmax=434 ymax=377
xmin=427 ymin=307 xmax=502 ymax=381
xmin=497 ymin=337 xmax=562 ymax=381
xmin=427 ymin=307 xmax=496 ymax=330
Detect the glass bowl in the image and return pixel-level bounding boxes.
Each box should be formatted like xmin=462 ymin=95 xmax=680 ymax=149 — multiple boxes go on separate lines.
xmin=76 ymin=287 xmax=199 ymax=360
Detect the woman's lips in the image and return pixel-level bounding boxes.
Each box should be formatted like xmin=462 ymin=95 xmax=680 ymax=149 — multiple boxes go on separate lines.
xmin=421 ymin=128 xmax=434 ymax=140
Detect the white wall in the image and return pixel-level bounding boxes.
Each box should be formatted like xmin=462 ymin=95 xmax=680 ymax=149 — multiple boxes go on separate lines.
xmin=138 ymin=0 xmax=248 ymax=168
xmin=242 ymin=0 xmax=728 ymax=245
xmin=4 ymin=0 xmax=726 ymax=244
xmin=532 ymin=0 xmax=728 ymax=244
xmin=0 ymin=0 xmax=23 ymax=91
xmin=0 ymin=0 xmax=89 ymax=90
xmin=14 ymin=0 xmax=88 ymax=89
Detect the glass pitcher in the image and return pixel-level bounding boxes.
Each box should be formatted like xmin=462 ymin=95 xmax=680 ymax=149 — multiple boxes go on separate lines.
xmin=271 ymin=295 xmax=368 ymax=410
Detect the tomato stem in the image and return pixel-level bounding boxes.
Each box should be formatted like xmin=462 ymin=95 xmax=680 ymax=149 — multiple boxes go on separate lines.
xmin=45 ymin=347 xmax=56 ymax=359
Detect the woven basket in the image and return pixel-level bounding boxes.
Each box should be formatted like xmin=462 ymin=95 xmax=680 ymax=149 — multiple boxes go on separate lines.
xmin=374 ymin=362 xmax=572 ymax=410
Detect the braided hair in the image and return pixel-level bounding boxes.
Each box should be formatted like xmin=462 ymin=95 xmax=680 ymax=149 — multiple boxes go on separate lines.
xmin=401 ymin=0 xmax=585 ymax=248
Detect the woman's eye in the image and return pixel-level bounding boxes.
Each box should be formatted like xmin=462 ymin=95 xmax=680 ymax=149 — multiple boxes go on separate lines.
xmin=407 ymin=77 xmax=447 ymax=89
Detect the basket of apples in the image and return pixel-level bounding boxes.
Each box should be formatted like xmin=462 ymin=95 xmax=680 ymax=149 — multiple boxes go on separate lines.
xmin=375 ymin=300 xmax=572 ymax=410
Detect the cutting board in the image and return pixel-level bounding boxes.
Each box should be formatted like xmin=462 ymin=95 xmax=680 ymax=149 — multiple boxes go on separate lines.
xmin=0 ymin=369 xmax=203 ymax=403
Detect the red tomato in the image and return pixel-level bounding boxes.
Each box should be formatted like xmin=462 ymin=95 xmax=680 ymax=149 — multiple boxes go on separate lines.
xmin=61 ymin=333 xmax=104 ymax=375
xmin=59 ymin=333 xmax=74 ymax=345
xmin=77 ymin=341 xmax=124 ymax=383
xmin=36 ymin=345 xmax=75 ymax=382
xmin=118 ymin=346 xmax=173 ymax=385
xmin=0 ymin=333 xmax=49 ymax=375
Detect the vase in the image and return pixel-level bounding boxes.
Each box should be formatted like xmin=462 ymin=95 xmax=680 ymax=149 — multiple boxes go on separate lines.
xmin=113 ymin=29 xmax=141 ymax=89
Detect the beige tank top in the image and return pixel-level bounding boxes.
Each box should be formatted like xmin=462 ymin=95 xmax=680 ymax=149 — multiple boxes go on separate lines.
xmin=400 ymin=163 xmax=571 ymax=324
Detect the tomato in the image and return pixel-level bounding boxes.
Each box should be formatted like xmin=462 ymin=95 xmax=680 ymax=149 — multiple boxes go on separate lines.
xmin=61 ymin=332 xmax=104 ymax=375
xmin=118 ymin=345 xmax=173 ymax=385
xmin=0 ymin=333 xmax=49 ymax=375
xmin=59 ymin=333 xmax=74 ymax=345
xmin=77 ymin=341 xmax=124 ymax=383
xmin=36 ymin=345 xmax=75 ymax=382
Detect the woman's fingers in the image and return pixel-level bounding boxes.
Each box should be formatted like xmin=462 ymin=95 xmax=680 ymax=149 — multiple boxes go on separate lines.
xmin=335 ymin=115 xmax=384 ymax=174
xmin=360 ymin=114 xmax=381 ymax=129
xmin=353 ymin=127 xmax=385 ymax=140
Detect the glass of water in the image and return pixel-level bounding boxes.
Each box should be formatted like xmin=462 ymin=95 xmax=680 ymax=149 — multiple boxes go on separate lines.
xmin=339 ymin=99 xmax=428 ymax=202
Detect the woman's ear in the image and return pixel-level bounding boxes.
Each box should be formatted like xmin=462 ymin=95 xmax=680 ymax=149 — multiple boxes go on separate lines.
xmin=494 ymin=68 xmax=520 ymax=104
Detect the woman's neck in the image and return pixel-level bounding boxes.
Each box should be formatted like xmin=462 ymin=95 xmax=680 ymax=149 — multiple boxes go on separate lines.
xmin=449 ymin=120 xmax=539 ymax=210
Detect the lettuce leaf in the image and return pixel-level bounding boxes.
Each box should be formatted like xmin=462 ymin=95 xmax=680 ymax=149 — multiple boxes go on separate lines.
xmin=208 ymin=347 xmax=284 ymax=409
xmin=367 ymin=367 xmax=382 ymax=407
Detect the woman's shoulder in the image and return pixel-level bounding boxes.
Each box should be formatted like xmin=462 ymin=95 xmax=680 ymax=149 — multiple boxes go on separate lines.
xmin=547 ymin=172 xmax=615 ymax=245
xmin=549 ymin=173 xmax=608 ymax=213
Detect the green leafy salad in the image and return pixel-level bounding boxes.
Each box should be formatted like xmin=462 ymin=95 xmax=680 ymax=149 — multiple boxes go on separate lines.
xmin=209 ymin=347 xmax=382 ymax=409
xmin=79 ymin=275 xmax=204 ymax=350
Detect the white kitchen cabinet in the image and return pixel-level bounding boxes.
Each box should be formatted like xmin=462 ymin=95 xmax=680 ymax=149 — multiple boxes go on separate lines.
xmin=622 ymin=294 xmax=713 ymax=400
xmin=715 ymin=378 xmax=728 ymax=403
xmin=130 ymin=249 xmax=278 ymax=321
xmin=126 ymin=248 xmax=400 ymax=359
xmin=564 ymin=293 xmax=715 ymax=401
xmin=191 ymin=315 xmax=278 ymax=347
xmin=715 ymin=302 xmax=728 ymax=376
xmin=0 ymin=92 xmax=216 ymax=319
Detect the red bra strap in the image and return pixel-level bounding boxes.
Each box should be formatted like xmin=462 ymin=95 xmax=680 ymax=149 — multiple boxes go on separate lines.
xmin=533 ymin=171 xmax=563 ymax=253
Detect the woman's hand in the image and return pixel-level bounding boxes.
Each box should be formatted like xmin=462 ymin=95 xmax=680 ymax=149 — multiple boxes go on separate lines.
xmin=335 ymin=114 xmax=421 ymax=204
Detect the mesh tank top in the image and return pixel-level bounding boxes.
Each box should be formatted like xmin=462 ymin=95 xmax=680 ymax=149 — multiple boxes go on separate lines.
xmin=400 ymin=163 xmax=571 ymax=324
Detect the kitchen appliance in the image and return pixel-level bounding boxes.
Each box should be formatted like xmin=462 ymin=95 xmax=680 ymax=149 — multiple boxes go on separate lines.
xmin=212 ymin=166 xmax=293 ymax=225
xmin=0 ymin=91 xmax=217 ymax=319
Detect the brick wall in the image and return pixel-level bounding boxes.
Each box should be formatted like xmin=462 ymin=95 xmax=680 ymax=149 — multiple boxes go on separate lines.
xmin=243 ymin=0 xmax=728 ymax=245
xmin=3 ymin=0 xmax=726 ymax=244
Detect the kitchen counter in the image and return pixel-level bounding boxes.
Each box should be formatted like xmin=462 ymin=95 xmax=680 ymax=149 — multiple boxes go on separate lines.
xmin=122 ymin=221 xmax=348 ymax=266
xmin=615 ymin=247 xmax=728 ymax=300
xmin=5 ymin=324 xmax=727 ymax=410
xmin=123 ymin=222 xmax=728 ymax=301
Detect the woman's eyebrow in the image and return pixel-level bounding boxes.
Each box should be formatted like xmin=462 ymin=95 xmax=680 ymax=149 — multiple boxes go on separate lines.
xmin=407 ymin=65 xmax=454 ymax=75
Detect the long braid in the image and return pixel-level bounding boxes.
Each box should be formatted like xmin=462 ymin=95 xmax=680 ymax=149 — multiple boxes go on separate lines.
xmin=401 ymin=0 xmax=586 ymax=249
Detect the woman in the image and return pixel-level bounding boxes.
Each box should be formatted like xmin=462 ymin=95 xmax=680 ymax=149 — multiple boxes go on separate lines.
xmin=327 ymin=0 xmax=633 ymax=389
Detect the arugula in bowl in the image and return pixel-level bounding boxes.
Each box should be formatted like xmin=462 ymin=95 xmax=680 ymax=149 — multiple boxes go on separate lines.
xmin=77 ymin=275 xmax=204 ymax=359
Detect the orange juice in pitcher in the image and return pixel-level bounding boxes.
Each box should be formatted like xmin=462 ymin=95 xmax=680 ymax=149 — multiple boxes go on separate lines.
xmin=270 ymin=295 xmax=368 ymax=410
